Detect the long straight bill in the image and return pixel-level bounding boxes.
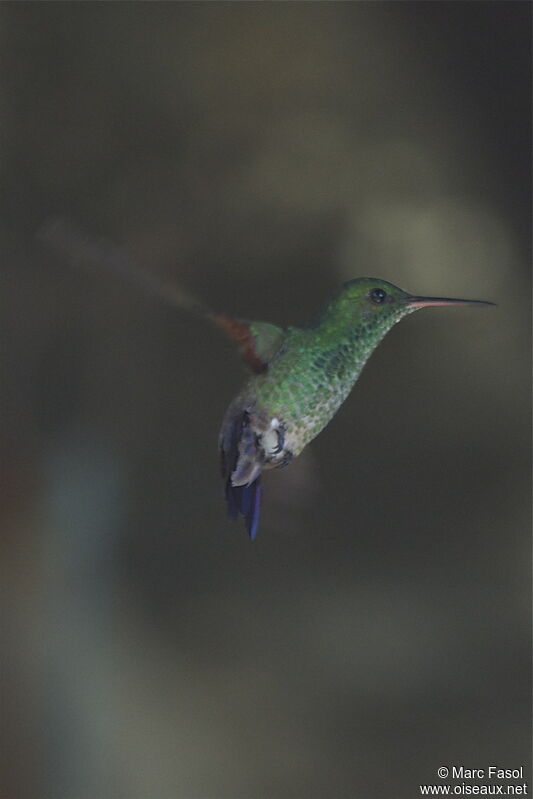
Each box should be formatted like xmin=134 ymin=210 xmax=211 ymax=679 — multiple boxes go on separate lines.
xmin=406 ymin=296 xmax=495 ymax=308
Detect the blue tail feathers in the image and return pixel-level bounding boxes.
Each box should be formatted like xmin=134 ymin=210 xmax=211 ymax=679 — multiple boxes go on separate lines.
xmin=225 ymin=478 xmax=262 ymax=540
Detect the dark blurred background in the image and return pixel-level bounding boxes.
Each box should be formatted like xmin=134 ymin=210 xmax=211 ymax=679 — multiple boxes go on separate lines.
xmin=1 ymin=3 xmax=531 ymax=798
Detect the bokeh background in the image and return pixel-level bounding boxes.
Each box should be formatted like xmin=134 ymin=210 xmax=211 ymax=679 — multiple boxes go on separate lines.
xmin=1 ymin=3 xmax=531 ymax=798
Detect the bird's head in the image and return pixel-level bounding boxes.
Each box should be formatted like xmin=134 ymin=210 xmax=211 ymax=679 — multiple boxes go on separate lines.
xmin=315 ymin=277 xmax=494 ymax=341
xmin=333 ymin=276 xmax=493 ymax=323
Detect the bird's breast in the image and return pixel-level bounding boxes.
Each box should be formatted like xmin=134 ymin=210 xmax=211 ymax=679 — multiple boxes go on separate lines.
xmin=249 ymin=340 xmax=364 ymax=456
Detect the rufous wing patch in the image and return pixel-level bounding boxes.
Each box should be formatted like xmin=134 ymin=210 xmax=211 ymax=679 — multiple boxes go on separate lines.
xmin=213 ymin=314 xmax=284 ymax=374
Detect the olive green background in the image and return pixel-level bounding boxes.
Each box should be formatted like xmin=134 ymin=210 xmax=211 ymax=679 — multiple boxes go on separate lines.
xmin=1 ymin=3 xmax=531 ymax=798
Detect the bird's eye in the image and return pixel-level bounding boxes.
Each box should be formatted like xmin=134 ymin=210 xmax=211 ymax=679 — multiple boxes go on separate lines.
xmin=369 ymin=287 xmax=387 ymax=304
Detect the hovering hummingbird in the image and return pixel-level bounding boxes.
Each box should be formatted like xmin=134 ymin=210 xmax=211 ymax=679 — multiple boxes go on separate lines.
xmin=217 ymin=279 xmax=494 ymax=538
xmin=40 ymin=220 xmax=494 ymax=539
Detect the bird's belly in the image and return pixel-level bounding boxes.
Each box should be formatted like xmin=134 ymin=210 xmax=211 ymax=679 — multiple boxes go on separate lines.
xmin=283 ymin=404 xmax=339 ymax=455
xmin=267 ymin=381 xmax=350 ymax=457
xmin=251 ymin=354 xmax=360 ymax=459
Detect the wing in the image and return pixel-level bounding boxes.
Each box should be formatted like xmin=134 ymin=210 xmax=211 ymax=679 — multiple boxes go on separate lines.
xmin=40 ymin=217 xmax=284 ymax=375
xmin=212 ymin=315 xmax=284 ymax=374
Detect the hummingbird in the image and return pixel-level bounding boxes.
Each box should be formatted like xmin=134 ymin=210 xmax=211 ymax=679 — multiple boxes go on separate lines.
xmin=218 ymin=279 xmax=494 ymax=538
xmin=40 ymin=220 xmax=494 ymax=539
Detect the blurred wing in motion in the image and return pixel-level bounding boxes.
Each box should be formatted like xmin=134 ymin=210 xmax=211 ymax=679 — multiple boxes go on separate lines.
xmin=39 ymin=217 xmax=284 ymax=373
xmin=38 ymin=216 xmax=207 ymax=316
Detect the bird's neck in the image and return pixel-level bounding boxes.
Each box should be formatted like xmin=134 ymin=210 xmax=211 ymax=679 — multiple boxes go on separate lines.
xmin=310 ymin=301 xmax=407 ymax=357
xmin=297 ymin=302 xmax=414 ymax=398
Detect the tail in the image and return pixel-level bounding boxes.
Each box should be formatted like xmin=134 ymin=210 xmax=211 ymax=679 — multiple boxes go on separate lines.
xmin=225 ymin=479 xmax=262 ymax=541
xmin=219 ymin=409 xmax=263 ymax=540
